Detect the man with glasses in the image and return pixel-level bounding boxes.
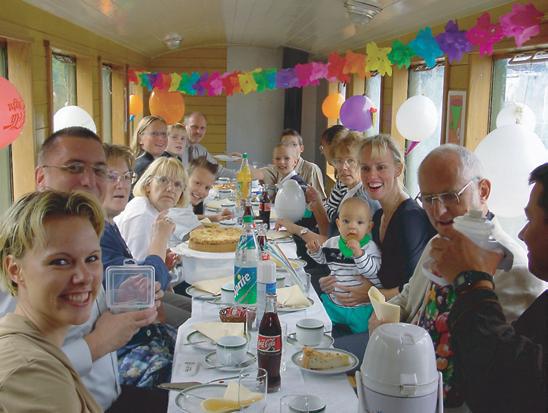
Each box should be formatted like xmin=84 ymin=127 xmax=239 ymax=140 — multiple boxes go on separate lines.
xmin=1 ymin=127 xmax=168 ymax=412
xmin=184 ymin=112 xmax=236 ymax=178
xmin=369 ymin=144 xmax=545 ymax=412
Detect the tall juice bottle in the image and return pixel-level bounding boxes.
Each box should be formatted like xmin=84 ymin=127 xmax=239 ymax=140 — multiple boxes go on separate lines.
xmin=234 ymin=215 xmax=258 ymax=304
xmin=237 ymin=153 xmax=252 ymax=205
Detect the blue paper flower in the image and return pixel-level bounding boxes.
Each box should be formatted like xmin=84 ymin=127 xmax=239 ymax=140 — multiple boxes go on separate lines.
xmin=409 ymin=27 xmax=443 ymax=68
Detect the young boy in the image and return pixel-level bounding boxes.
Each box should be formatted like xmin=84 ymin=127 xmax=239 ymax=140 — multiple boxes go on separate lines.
xmin=306 ymin=197 xmax=382 ymax=333
xmin=163 ymin=123 xmax=187 ymax=162
xmin=270 ymin=143 xmax=308 ymax=189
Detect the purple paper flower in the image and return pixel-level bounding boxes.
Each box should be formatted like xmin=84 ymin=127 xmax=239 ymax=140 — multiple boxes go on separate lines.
xmin=436 ymin=21 xmax=472 ymax=64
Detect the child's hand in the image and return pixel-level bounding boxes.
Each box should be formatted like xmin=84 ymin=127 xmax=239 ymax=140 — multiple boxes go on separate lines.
xmin=346 ymin=239 xmax=364 ymax=257
xmin=306 ymin=238 xmax=321 ymax=253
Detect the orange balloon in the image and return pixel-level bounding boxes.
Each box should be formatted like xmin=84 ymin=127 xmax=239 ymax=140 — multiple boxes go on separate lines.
xmin=149 ymin=89 xmax=185 ymax=124
xmin=322 ymin=93 xmax=345 ymax=120
xmin=129 ymin=94 xmax=143 ymax=116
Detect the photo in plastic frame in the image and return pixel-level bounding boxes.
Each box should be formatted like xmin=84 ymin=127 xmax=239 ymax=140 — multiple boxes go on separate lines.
xmin=445 ymin=90 xmax=466 ymax=146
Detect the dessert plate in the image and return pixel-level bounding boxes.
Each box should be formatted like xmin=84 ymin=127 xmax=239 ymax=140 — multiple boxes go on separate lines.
xmin=291 ymin=348 xmax=359 ymax=375
xmin=278 ymin=297 xmax=314 ymax=313
xmin=185 ymin=286 xmax=220 ymax=301
xmin=185 ymin=330 xmax=217 ymax=351
xmin=175 ymin=383 xmax=227 ymax=412
xmin=214 ymin=154 xmax=241 ymax=162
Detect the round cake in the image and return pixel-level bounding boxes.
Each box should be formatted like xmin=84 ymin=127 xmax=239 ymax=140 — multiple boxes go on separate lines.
xmin=188 ymin=225 xmax=242 ymax=253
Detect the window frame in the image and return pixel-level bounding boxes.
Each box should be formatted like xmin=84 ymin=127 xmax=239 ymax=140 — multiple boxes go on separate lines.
xmin=51 ymin=51 xmax=78 ymax=116
xmin=0 ymin=40 xmax=14 ymax=210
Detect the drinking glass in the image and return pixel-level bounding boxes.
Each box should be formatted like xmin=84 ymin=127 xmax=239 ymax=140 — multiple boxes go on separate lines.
xmin=238 ymin=366 xmax=267 ymax=412
xmin=279 ymin=394 xmax=326 ymax=413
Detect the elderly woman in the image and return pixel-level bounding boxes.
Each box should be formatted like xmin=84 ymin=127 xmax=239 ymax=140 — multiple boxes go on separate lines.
xmin=0 ymin=190 xmax=103 ymax=412
xmin=130 ymin=115 xmax=168 ymax=183
xmin=115 ymin=157 xmax=199 ymax=260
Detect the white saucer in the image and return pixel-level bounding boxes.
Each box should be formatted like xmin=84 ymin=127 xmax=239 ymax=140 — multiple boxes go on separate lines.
xmin=203 ymin=351 xmax=257 ymax=371
xmin=286 ymin=332 xmax=334 ymax=348
xmin=288 ymin=394 xmax=326 ymax=413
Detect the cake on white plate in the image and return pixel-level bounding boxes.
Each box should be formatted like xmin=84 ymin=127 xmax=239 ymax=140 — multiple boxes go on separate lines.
xmin=188 ymin=225 xmax=242 ymax=253
xmin=301 ymin=347 xmax=351 ymax=370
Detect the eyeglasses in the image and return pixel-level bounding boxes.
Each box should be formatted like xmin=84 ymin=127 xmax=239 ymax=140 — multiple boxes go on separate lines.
xmin=153 ymin=175 xmax=184 ymax=190
xmin=107 ymin=170 xmax=136 ymax=184
xmin=416 ymin=180 xmax=475 ymax=207
xmin=332 ymin=158 xmax=358 ymax=168
xmin=42 ymin=162 xmax=108 ymax=179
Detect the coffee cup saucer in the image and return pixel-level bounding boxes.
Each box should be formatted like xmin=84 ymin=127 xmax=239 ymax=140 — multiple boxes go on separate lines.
xmin=203 ymin=351 xmax=257 ymax=371
xmin=286 ymin=332 xmax=334 ymax=348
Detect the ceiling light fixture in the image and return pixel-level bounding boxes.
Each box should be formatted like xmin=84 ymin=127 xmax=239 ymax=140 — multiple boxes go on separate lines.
xmin=344 ymin=0 xmax=382 ymax=25
xmin=164 ymin=33 xmax=182 ymax=50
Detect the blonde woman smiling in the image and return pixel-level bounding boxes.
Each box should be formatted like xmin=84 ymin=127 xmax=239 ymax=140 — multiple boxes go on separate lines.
xmin=0 ymin=190 xmax=103 ymax=412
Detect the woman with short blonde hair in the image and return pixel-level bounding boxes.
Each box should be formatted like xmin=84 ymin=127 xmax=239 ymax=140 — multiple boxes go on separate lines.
xmin=116 ymin=157 xmax=198 ymax=260
xmin=0 ymin=190 xmax=103 ymax=412
xmin=131 ymin=115 xmax=168 ymax=183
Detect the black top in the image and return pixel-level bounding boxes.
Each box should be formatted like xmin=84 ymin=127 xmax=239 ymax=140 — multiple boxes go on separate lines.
xmin=193 ymin=201 xmax=204 ymax=215
xmin=134 ymin=151 xmax=155 ymax=183
xmin=161 ymin=151 xmax=183 ymax=163
xmin=449 ymin=287 xmax=547 ymax=413
xmin=372 ymin=198 xmax=436 ymax=290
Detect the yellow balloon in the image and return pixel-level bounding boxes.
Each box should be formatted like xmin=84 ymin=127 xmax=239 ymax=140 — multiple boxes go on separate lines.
xmin=322 ymin=93 xmax=345 ymax=120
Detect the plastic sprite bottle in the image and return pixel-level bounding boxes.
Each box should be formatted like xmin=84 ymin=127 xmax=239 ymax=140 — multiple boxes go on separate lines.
xmin=256 ymin=252 xmax=277 ymax=329
xmin=237 ymin=153 xmax=252 ymax=205
xmin=234 ymin=215 xmax=258 ymax=304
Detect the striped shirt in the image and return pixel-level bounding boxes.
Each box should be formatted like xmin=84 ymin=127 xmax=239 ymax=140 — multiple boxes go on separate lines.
xmin=308 ymin=236 xmax=382 ymax=306
xmin=324 ymin=180 xmax=347 ymax=221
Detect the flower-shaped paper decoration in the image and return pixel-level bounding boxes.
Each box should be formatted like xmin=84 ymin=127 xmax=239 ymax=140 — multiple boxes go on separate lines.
xmin=500 ymin=3 xmax=543 ymax=48
xmin=177 ymin=72 xmax=200 ymax=95
xmin=207 ymin=72 xmax=223 ymax=96
xmin=466 ymin=13 xmax=504 ymax=56
xmin=387 ymin=40 xmax=415 ymax=69
xmin=169 ymin=73 xmax=182 ymax=92
xmin=238 ymin=72 xmax=258 ymax=94
xmin=221 ymin=72 xmax=241 ymax=96
xmin=343 ymin=50 xmax=368 ymax=78
xmin=366 ymin=42 xmax=392 ymax=76
xmin=409 ymin=27 xmax=443 ymax=68
xmin=436 ymin=20 xmax=472 ymax=64
xmin=327 ymin=52 xmax=350 ymax=83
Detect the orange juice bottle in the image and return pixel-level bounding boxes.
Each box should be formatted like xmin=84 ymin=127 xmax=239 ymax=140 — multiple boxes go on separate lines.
xmin=237 ymin=153 xmax=252 ymax=203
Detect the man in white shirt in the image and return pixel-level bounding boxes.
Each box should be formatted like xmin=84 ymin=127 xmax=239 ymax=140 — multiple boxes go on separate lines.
xmin=184 ymin=111 xmax=236 ymax=178
xmin=0 ymin=126 xmax=167 ymax=411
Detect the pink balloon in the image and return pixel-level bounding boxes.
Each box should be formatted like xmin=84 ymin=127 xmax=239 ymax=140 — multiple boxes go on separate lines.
xmin=0 ymin=77 xmax=25 ymax=149
xmin=340 ymin=95 xmax=373 ymax=131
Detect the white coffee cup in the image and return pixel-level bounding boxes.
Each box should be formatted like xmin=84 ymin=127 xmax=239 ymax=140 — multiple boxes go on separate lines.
xmin=216 ymin=335 xmax=248 ymax=366
xmin=296 ymin=318 xmax=324 ymax=346
xmin=221 ymin=282 xmax=235 ymax=304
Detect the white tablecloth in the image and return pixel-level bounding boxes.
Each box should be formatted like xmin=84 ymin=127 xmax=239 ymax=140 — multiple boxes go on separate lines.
xmin=167 ymin=243 xmax=358 ymax=413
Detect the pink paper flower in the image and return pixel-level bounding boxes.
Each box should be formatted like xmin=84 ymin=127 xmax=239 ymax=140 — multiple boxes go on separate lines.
xmin=466 ymin=13 xmax=504 ymax=56
xmin=500 ymin=3 xmax=543 ymax=48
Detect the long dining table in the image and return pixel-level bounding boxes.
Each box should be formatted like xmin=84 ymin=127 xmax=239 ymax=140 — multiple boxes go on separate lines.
xmin=166 ymin=241 xmax=359 ymax=413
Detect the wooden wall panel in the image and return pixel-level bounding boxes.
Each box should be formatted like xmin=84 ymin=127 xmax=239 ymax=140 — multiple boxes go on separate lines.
xmin=111 ymin=68 xmax=126 ymax=145
xmin=465 ymin=55 xmax=492 ymax=150
xmin=389 ymin=67 xmax=408 ymax=154
xmin=7 ymin=40 xmax=35 ymax=199
xmin=148 ymin=47 xmax=227 ymax=154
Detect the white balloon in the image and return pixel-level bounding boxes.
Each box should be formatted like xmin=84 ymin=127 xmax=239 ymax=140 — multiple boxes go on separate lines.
xmin=274 ymin=180 xmax=306 ymax=223
xmin=475 ymin=125 xmax=547 ymax=217
xmin=395 ymin=95 xmax=438 ymax=141
xmin=54 ymin=105 xmax=97 ymax=133
xmin=496 ymin=102 xmax=536 ymax=132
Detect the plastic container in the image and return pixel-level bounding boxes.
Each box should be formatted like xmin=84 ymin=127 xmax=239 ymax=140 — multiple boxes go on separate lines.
xmin=105 ymin=262 xmax=155 ymax=313
xmin=256 ymin=253 xmax=277 ymax=329
xmin=234 ymin=215 xmax=259 ymax=304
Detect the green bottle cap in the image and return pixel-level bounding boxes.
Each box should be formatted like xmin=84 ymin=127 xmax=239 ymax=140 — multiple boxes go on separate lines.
xmin=243 ymin=215 xmax=253 ymax=223
xmin=242 ymin=153 xmax=248 ymax=159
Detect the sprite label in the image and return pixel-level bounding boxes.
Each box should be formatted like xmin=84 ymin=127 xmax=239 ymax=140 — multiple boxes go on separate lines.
xmin=234 ymin=266 xmax=257 ymax=304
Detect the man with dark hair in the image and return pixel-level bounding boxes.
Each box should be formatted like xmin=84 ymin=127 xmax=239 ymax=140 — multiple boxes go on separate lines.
xmin=430 ymin=162 xmax=547 ymax=413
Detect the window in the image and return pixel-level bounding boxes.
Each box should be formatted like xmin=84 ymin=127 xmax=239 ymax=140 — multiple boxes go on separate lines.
xmin=490 ymin=52 xmax=548 ymax=148
xmin=365 ymin=74 xmax=382 ymax=136
xmin=404 ymin=63 xmax=446 ymax=197
xmin=102 ymin=64 xmax=112 ymax=143
xmin=52 ymin=53 xmax=77 ymax=114
xmin=0 ymin=42 xmax=13 ymax=210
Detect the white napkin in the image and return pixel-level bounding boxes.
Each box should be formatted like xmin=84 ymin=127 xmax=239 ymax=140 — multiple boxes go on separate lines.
xmin=192 ymin=276 xmax=232 ymax=295
xmin=277 ymin=285 xmax=310 ymax=307
xmin=368 ymin=286 xmax=400 ymax=323
xmin=192 ymin=322 xmax=245 ymax=342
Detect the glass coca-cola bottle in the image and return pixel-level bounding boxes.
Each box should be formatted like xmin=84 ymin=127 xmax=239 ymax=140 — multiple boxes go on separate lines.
xmin=256 ymin=223 xmax=267 ymax=251
xmin=259 ymin=187 xmax=271 ymax=228
xmin=257 ymin=294 xmax=281 ymax=393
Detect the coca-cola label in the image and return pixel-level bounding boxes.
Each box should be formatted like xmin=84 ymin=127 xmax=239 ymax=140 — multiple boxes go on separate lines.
xmin=257 ymin=334 xmax=282 ymax=352
xmin=260 ymin=203 xmax=271 ymax=212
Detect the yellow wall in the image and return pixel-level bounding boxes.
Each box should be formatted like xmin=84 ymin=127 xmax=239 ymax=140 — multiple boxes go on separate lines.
xmin=148 ymin=47 xmax=228 ymax=154
xmin=0 ymin=0 xmax=148 ymax=198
